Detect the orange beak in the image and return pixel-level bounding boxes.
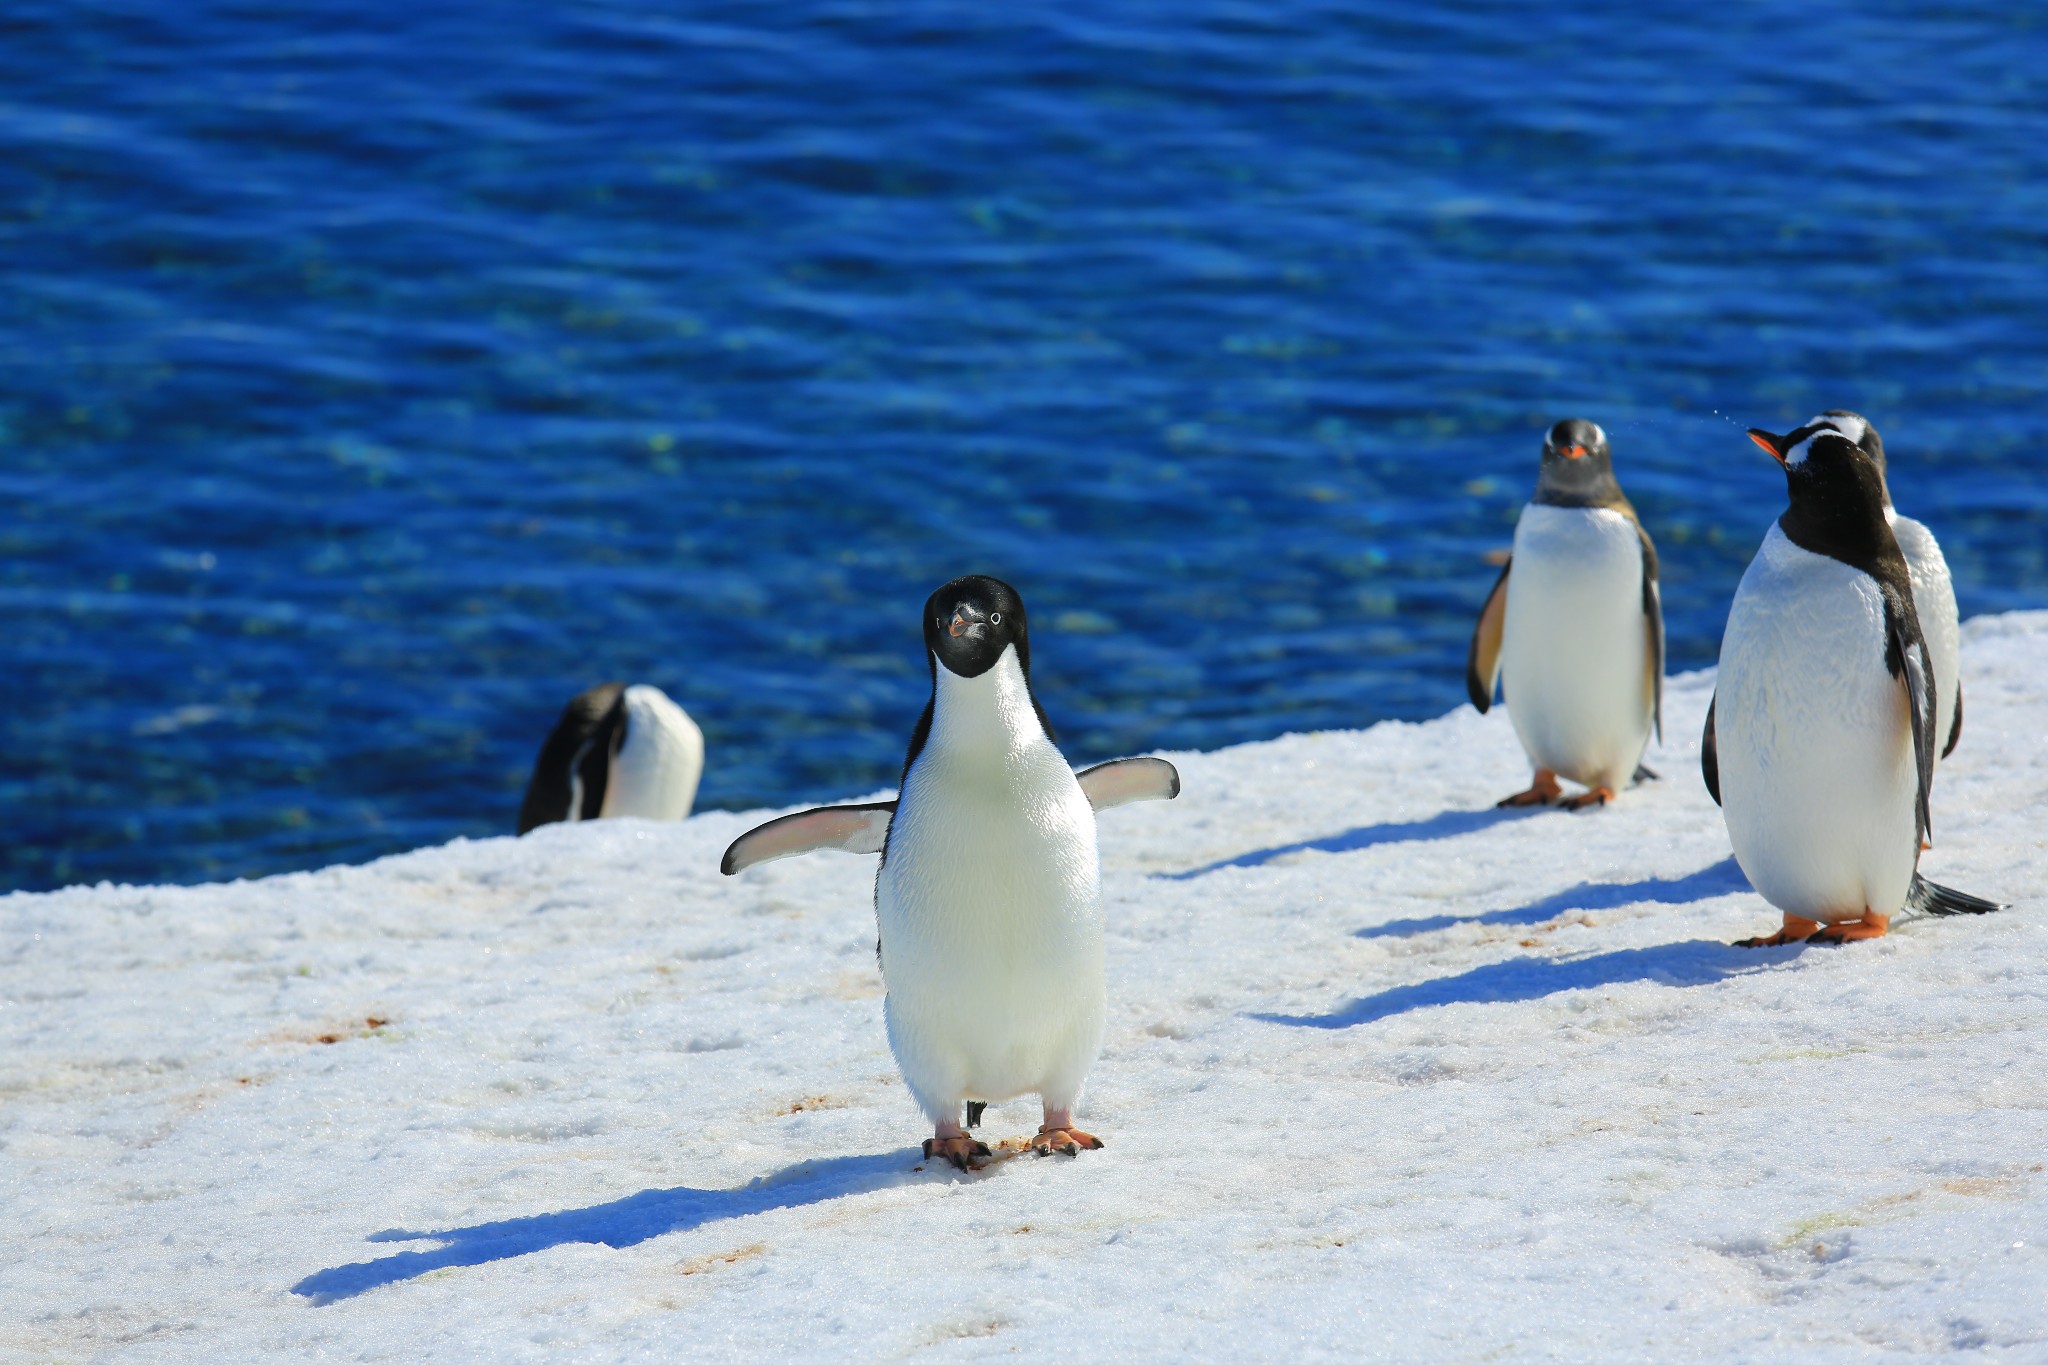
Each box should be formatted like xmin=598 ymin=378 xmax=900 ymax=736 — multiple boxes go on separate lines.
xmin=1746 ymin=429 xmax=1787 ymax=465
xmin=1558 ymin=444 xmax=1586 ymax=460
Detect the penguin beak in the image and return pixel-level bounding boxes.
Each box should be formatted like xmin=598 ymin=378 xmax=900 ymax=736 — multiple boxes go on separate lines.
xmin=1557 ymin=444 xmax=1587 ymax=460
xmin=1747 ymin=429 xmax=1788 ymax=465
xmin=947 ymin=606 xmax=988 ymax=640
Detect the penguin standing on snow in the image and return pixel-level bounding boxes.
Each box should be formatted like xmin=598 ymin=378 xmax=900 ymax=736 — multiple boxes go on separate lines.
xmin=1704 ymin=423 xmax=2003 ymax=946
xmin=1467 ymin=419 xmax=1663 ymax=809
xmin=721 ymin=575 xmax=1180 ymax=1169
xmin=517 ymin=682 xmax=704 ymax=833
xmin=1804 ymin=410 xmax=1963 ymax=761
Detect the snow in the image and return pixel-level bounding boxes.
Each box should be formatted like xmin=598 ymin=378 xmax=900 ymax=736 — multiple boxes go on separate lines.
xmin=4 ymin=613 xmax=2046 ymax=1362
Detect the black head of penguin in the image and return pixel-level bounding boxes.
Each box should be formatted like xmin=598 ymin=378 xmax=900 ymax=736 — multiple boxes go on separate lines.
xmin=923 ymin=574 xmax=1031 ymax=681
xmin=1812 ymin=409 xmax=1893 ymax=508
xmin=1747 ymin=423 xmax=1900 ymax=572
xmin=1532 ymin=418 xmax=1628 ymax=509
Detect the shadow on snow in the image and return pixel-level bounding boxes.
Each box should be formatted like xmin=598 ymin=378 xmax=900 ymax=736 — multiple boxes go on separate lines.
xmin=1256 ymin=936 xmax=1795 ymax=1030
xmin=1355 ymin=856 xmax=1751 ymax=939
xmin=293 ymin=1151 xmax=924 ymax=1305
xmin=1157 ymin=805 xmax=1537 ymax=881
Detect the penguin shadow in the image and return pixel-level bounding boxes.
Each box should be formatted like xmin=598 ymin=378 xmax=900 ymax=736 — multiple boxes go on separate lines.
xmin=1158 ymin=805 xmax=1538 ymax=881
xmin=292 ymin=1151 xmax=923 ymax=1305
xmin=1355 ymin=856 xmax=1752 ymax=939
xmin=1259 ymin=932 xmax=1800 ymax=1032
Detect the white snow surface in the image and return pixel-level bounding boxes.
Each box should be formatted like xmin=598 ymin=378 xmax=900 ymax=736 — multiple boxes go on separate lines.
xmin=5 ymin=613 xmax=2046 ymax=1363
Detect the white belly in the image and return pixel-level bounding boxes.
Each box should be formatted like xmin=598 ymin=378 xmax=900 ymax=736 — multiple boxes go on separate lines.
xmin=1716 ymin=526 xmax=1918 ymax=920
xmin=1500 ymin=503 xmax=1655 ymax=788
xmin=598 ymin=685 xmax=703 ymax=821
xmin=1892 ymin=512 xmax=1960 ymax=757
xmin=876 ymin=656 xmax=1105 ymax=1123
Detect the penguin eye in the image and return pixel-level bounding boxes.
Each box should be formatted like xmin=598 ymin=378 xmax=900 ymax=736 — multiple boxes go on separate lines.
xmin=989 ymin=612 xmax=1002 ymax=625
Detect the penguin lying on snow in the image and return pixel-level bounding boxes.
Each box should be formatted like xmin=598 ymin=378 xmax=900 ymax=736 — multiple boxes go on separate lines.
xmin=1805 ymin=410 xmax=1963 ymax=761
xmin=722 ymin=575 xmax=1180 ymax=1169
xmin=517 ymin=683 xmax=704 ymax=834
xmin=1467 ymin=419 xmax=1663 ymax=809
xmin=1705 ymin=423 xmax=2003 ymax=946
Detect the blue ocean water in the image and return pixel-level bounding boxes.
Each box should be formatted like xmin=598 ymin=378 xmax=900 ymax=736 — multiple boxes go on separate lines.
xmin=3 ymin=2 xmax=2044 ymax=893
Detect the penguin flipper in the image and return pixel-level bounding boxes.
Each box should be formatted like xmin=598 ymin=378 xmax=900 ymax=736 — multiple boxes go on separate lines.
xmin=1943 ymin=683 xmax=1963 ymax=759
xmin=1701 ymin=692 xmax=1721 ymax=807
xmin=1077 ymin=756 xmax=1181 ymax=811
xmin=1466 ymin=557 xmax=1511 ymax=712
xmin=1905 ymin=872 xmax=2007 ymax=917
xmin=1883 ymin=591 xmax=1936 ymax=849
xmin=720 ymin=801 xmax=896 ymax=875
xmin=1638 ymin=524 xmax=1664 ymax=743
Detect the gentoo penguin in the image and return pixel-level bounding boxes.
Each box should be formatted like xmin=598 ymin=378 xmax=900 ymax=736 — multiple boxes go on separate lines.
xmin=721 ymin=575 xmax=1180 ymax=1169
xmin=1806 ymin=410 xmax=1963 ymax=761
xmin=517 ymin=682 xmax=704 ymax=834
xmin=1703 ymin=423 xmax=2002 ymax=946
xmin=1467 ymin=418 xmax=1663 ymax=809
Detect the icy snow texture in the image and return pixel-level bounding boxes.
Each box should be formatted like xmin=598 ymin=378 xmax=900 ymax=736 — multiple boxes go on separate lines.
xmin=4 ymin=614 xmax=2045 ymax=1362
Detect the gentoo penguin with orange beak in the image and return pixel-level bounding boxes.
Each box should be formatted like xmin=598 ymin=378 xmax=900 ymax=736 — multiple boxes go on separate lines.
xmin=1805 ymin=410 xmax=1963 ymax=762
xmin=1704 ymin=423 xmax=2002 ymax=946
xmin=721 ymin=575 xmax=1180 ymax=1168
xmin=1467 ymin=419 xmax=1663 ymax=809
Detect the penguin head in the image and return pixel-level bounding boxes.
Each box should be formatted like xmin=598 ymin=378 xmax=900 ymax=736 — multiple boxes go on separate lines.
xmin=1533 ymin=419 xmax=1624 ymax=506
xmin=1807 ymin=409 xmax=1892 ymax=506
xmin=923 ymin=574 xmax=1030 ymax=679
xmin=1747 ymin=422 xmax=1891 ymax=528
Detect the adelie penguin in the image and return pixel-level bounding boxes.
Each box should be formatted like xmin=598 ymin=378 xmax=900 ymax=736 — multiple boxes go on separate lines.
xmin=1803 ymin=410 xmax=1963 ymax=764
xmin=1703 ymin=423 xmax=2004 ymax=946
xmin=721 ymin=575 xmax=1181 ymax=1170
xmin=1467 ymin=419 xmax=1663 ymax=809
xmin=517 ymin=683 xmax=704 ymax=834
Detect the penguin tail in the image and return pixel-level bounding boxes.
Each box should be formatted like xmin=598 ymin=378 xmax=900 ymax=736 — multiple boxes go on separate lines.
xmin=1906 ymin=873 xmax=2008 ymax=918
xmin=1632 ymin=762 xmax=1660 ymax=785
xmin=965 ymin=1101 xmax=987 ymax=1129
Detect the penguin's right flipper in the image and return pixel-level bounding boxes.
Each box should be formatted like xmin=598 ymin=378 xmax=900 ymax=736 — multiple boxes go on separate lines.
xmin=1466 ymin=557 xmax=1511 ymax=712
xmin=721 ymin=801 xmax=896 ymax=875
xmin=1077 ymin=756 xmax=1181 ymax=811
xmin=1700 ymin=692 xmax=1721 ymax=807
xmin=1905 ymin=873 xmax=2007 ymax=917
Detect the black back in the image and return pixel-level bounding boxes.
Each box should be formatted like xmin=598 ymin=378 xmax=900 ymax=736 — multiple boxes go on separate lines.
xmin=517 ymin=682 xmax=628 ymax=833
xmin=900 ymin=574 xmax=1055 ymax=782
xmin=1531 ymin=418 xmax=1632 ymax=512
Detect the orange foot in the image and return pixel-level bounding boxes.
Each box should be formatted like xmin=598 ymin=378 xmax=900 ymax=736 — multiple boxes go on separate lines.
xmin=1807 ymin=912 xmax=1890 ymax=946
xmin=1030 ymin=1124 xmax=1103 ymax=1157
xmin=1735 ymin=915 xmax=1820 ymax=948
xmin=1497 ymin=769 xmax=1562 ymax=808
xmin=1560 ymin=786 xmax=1616 ymax=811
xmin=922 ymin=1133 xmax=992 ymax=1171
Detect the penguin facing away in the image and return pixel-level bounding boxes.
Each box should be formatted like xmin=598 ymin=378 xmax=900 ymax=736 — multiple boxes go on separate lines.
xmin=1807 ymin=410 xmax=1963 ymax=762
xmin=517 ymin=682 xmax=704 ymax=834
xmin=1467 ymin=419 xmax=1663 ymax=810
xmin=721 ymin=575 xmax=1180 ymax=1169
xmin=1704 ymin=423 xmax=2003 ymax=947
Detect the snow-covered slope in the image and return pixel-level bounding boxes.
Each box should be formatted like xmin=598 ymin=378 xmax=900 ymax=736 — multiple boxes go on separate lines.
xmin=4 ymin=614 xmax=2045 ymax=1362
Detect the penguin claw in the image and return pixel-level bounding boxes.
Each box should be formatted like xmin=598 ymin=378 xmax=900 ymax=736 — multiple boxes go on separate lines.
xmin=1496 ymin=771 xmax=1563 ymax=808
xmin=1733 ymin=930 xmax=1815 ymax=948
xmin=1560 ymin=786 xmax=1616 ymax=811
xmin=922 ymin=1135 xmax=992 ymax=1170
xmin=1029 ymin=1125 xmax=1103 ymax=1158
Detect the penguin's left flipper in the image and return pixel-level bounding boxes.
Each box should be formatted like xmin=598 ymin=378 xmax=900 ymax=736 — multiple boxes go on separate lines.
xmin=1701 ymin=692 xmax=1720 ymax=807
xmin=1637 ymin=521 xmax=1664 ymax=743
xmin=1882 ymin=588 xmax=1937 ymax=850
xmin=1465 ymin=557 xmax=1511 ymax=712
xmin=1076 ymin=757 xmax=1181 ymax=812
xmin=1943 ymin=684 xmax=1964 ymax=759
xmin=721 ymin=801 xmax=896 ymax=875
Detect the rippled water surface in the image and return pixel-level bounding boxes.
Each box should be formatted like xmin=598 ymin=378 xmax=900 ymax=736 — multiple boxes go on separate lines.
xmin=4 ymin=2 xmax=2045 ymax=891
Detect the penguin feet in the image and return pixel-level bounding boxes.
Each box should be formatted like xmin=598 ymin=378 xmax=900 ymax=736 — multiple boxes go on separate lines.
xmin=1029 ymin=1124 xmax=1104 ymax=1158
xmin=1497 ymin=770 xmax=1563 ymax=808
xmin=1806 ymin=913 xmax=1890 ymax=946
xmin=1735 ymin=915 xmax=1821 ymax=948
xmin=1559 ymin=786 xmax=1616 ymax=811
xmin=923 ymin=1125 xmax=993 ymax=1171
